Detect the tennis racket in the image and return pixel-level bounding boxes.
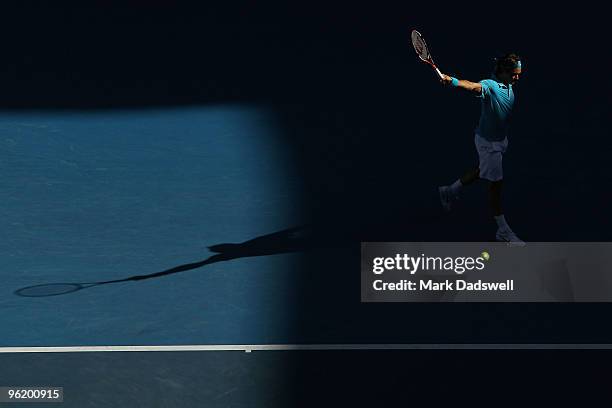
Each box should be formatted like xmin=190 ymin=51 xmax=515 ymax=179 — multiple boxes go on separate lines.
xmin=411 ymin=30 xmax=444 ymax=80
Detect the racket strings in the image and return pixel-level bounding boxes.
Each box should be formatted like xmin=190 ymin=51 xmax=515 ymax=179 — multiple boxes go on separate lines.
xmin=411 ymin=31 xmax=430 ymax=61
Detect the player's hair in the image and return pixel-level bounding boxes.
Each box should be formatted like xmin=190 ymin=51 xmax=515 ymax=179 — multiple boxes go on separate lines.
xmin=494 ymin=53 xmax=521 ymax=75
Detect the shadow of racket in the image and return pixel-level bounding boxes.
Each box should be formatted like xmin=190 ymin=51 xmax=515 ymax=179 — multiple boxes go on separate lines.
xmin=14 ymin=255 xmax=225 ymax=297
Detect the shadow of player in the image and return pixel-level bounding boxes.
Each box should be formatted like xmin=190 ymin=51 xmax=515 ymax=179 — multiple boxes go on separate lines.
xmin=14 ymin=225 xmax=319 ymax=297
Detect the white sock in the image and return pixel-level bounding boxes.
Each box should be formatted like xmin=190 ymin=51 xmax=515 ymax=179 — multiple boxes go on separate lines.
xmin=449 ymin=179 xmax=463 ymax=196
xmin=494 ymin=214 xmax=511 ymax=231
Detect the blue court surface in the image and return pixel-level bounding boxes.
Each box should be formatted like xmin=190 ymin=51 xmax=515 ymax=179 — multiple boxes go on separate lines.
xmin=1 ymin=105 xmax=306 ymax=347
xmin=2 ymin=100 xmax=611 ymax=349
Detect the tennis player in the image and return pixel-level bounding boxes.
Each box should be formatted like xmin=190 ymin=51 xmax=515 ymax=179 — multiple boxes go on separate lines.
xmin=438 ymin=54 xmax=524 ymax=244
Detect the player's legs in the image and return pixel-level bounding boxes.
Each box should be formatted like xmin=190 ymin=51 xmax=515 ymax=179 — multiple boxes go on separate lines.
xmin=440 ymin=134 xmax=524 ymax=243
xmin=460 ymin=167 xmax=480 ymax=186
xmin=489 ymin=180 xmax=503 ymax=216
xmin=438 ymin=166 xmax=480 ymax=211
xmin=489 ymin=179 xmax=524 ymax=245
xmin=480 ymin=152 xmax=523 ymax=243
xmin=439 ymin=167 xmax=478 ymax=211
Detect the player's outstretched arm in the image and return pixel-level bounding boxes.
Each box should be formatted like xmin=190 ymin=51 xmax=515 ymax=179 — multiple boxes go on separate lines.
xmin=440 ymin=74 xmax=482 ymax=96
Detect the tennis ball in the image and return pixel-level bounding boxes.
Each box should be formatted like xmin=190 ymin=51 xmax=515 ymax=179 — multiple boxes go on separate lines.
xmin=481 ymin=251 xmax=490 ymax=261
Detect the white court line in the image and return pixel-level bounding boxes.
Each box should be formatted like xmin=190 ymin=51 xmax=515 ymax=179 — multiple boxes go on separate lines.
xmin=1 ymin=344 xmax=612 ymax=353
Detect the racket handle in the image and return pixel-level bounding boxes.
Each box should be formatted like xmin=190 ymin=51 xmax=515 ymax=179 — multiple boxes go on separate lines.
xmin=434 ymin=66 xmax=443 ymax=79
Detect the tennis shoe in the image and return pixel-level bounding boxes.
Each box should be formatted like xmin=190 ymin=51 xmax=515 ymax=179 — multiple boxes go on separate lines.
xmin=495 ymin=228 xmax=526 ymax=246
xmin=438 ymin=185 xmax=458 ymax=212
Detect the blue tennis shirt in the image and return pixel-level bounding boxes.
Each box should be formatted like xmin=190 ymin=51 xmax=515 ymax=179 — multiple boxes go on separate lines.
xmin=476 ymin=77 xmax=515 ymax=142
